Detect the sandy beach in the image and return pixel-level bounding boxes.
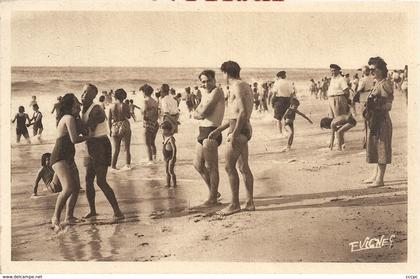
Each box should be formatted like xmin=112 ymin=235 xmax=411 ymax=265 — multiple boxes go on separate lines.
xmin=10 ymin=87 xmax=407 ymax=262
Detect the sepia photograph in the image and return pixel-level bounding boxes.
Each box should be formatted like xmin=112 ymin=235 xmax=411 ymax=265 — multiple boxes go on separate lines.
xmin=1 ymin=0 xmax=419 ymax=275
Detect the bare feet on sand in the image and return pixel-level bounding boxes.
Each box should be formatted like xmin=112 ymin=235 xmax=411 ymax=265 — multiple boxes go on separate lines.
xmin=242 ymin=201 xmax=255 ymax=212
xmin=112 ymin=213 xmax=125 ymax=222
xmin=51 ymin=217 xmax=60 ymax=230
xmin=83 ymin=212 xmax=98 ymax=220
xmin=362 ymin=178 xmax=375 ymax=184
xmin=64 ymin=217 xmax=82 ymax=225
xmin=218 ymin=204 xmax=241 ymax=216
xmin=368 ymin=181 xmax=385 ymax=188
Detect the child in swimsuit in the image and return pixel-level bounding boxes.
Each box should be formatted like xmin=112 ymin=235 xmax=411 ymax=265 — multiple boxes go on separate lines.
xmin=161 ymin=120 xmax=177 ymax=188
xmin=129 ymin=99 xmax=141 ymax=122
xmin=11 ymin=106 xmax=31 ymax=144
xmin=32 ymin=153 xmax=62 ymax=197
xmin=28 ymin=103 xmax=43 ymax=139
xmin=281 ymin=98 xmax=313 ymax=152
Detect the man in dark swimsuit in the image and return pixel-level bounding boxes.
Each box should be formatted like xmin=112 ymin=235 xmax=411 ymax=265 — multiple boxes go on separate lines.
xmin=81 ymin=84 xmax=124 ymax=221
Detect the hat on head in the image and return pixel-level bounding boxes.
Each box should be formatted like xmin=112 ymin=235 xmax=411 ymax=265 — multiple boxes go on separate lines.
xmin=329 ymin=64 xmax=341 ymax=71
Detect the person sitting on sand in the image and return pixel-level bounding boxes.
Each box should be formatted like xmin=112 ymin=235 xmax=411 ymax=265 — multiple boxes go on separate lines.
xmin=81 ymin=84 xmax=124 ymax=221
xmin=320 ymin=113 xmax=357 ymax=151
xmin=281 ymin=98 xmax=313 ymax=152
xmin=108 ymin=88 xmax=132 ymax=171
xmin=27 ymin=104 xmax=43 ymax=140
xmin=50 ymin=93 xmax=87 ymax=229
xmin=11 ymin=106 xmax=31 ymax=144
xmin=140 ymin=84 xmax=159 ymax=165
xmin=208 ymin=60 xmax=254 ymax=216
xmin=32 ymin=153 xmax=62 ymax=197
xmin=161 ymin=121 xmax=177 ymax=188
xmin=128 ymin=99 xmax=141 ymax=122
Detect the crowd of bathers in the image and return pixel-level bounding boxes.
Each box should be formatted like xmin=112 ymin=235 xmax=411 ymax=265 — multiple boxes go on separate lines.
xmin=12 ymin=58 xmax=408 ymax=228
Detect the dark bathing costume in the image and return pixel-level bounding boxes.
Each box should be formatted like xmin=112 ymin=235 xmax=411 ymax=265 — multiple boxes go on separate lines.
xmin=197 ymin=126 xmax=222 ymax=146
xmin=163 ymin=136 xmax=176 ymax=161
xmin=16 ymin=113 xmax=29 ymax=136
xmin=50 ymin=133 xmax=75 ymax=166
xmin=284 ymin=108 xmax=296 ymax=129
xmin=273 ymin=96 xmax=291 ymax=120
xmin=32 ymin=111 xmax=43 ymax=131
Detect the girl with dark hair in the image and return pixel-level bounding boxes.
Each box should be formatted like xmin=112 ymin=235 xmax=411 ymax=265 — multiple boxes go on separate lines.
xmin=50 ymin=93 xmax=87 ymax=229
xmin=32 ymin=153 xmax=62 ymax=197
xmin=363 ymin=56 xmax=393 ymax=187
xmin=108 ymin=88 xmax=132 ymax=171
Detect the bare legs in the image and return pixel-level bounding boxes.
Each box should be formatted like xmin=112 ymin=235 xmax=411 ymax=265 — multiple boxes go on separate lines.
xmin=193 ymin=140 xmax=220 ymax=206
xmin=165 ymin=158 xmax=177 ymax=188
xmin=111 ymin=131 xmax=132 ymax=169
xmin=221 ymin=134 xmax=254 ymax=215
xmin=85 ymin=163 xmax=123 ymax=219
xmin=51 ymin=161 xmax=80 ymax=227
xmin=144 ymin=129 xmax=157 ymax=162
xmin=363 ymin=164 xmax=387 ymax=187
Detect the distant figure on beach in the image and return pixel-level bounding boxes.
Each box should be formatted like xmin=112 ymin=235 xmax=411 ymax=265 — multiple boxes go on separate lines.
xmin=260 ymin=82 xmax=269 ymax=112
xmin=29 ymin=95 xmax=37 ymax=109
xmin=271 ymin=70 xmax=295 ymax=137
xmin=252 ymin=82 xmax=260 ymax=112
xmin=193 ymin=70 xmax=225 ymax=206
xmin=309 ymin=79 xmax=318 ymax=98
xmin=81 ymin=84 xmax=124 ymax=220
xmin=356 ymin=66 xmax=375 ymax=148
xmin=209 ymin=60 xmax=254 ymax=216
xmin=281 ymin=98 xmax=313 ymax=152
xmin=108 ymin=88 xmax=132 ymax=171
xmin=327 ymin=64 xmax=350 ymax=118
xmin=193 ymin=86 xmax=202 ymax=109
xmin=160 ymin=84 xmax=180 ymax=133
xmin=129 ymin=99 xmax=141 ymax=122
xmin=140 ymin=84 xmax=159 ymax=164
xmin=98 ymin=95 xmax=107 ymax=112
xmin=363 ymin=57 xmax=393 ymax=188
xmin=51 ymin=96 xmax=62 ymax=127
xmin=161 ymin=121 xmax=177 ymax=188
xmin=32 ymin=153 xmax=62 ymax=197
xmin=50 ymin=93 xmax=87 ymax=229
xmin=185 ymin=87 xmax=195 ymax=117
xmin=11 ymin=106 xmax=31 ymax=144
xmin=28 ymin=104 xmax=43 ymax=140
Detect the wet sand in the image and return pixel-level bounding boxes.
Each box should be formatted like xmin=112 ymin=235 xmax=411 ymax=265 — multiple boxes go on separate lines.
xmin=11 ymin=93 xmax=407 ymax=262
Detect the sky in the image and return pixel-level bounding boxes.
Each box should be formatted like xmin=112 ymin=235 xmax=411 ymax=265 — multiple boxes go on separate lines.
xmin=11 ymin=11 xmax=409 ymax=68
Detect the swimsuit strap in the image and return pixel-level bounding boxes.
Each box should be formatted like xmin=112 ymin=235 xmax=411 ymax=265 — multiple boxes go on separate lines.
xmin=163 ymin=136 xmax=173 ymax=146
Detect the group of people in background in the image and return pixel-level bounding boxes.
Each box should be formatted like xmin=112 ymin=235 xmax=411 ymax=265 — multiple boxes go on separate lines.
xmin=12 ymin=57 xmax=406 ymax=228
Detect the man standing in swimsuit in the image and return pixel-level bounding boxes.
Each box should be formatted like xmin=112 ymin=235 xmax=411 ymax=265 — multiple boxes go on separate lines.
xmin=193 ymin=70 xmax=225 ymax=207
xmin=81 ymin=84 xmax=124 ymax=221
xmin=209 ymin=61 xmax=254 ymax=216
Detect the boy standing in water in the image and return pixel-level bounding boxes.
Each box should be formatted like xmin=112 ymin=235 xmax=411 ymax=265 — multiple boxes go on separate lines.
xmin=281 ymin=98 xmax=313 ymax=152
xmin=11 ymin=106 xmax=31 ymax=144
